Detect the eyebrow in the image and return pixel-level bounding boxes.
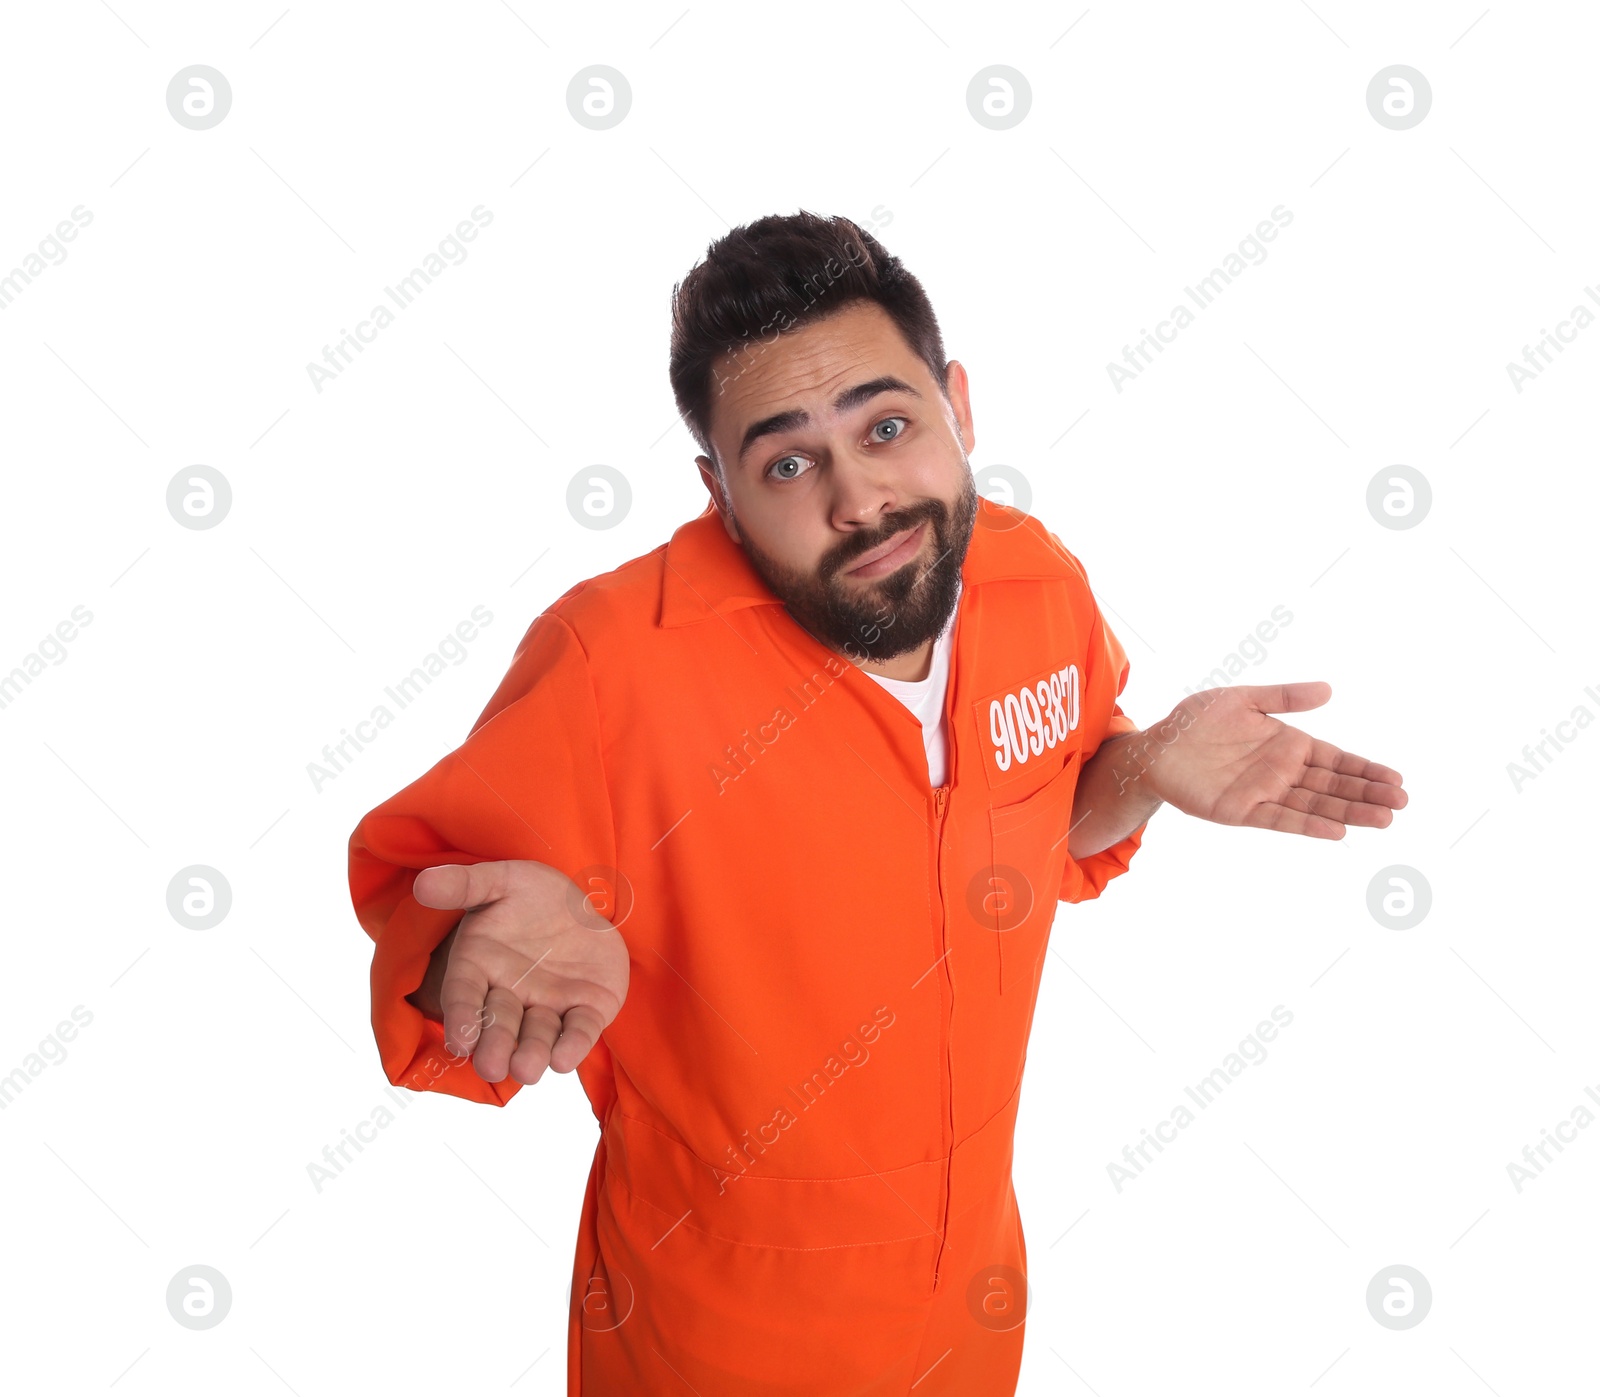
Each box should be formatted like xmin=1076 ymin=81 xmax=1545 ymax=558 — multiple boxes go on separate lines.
xmin=735 ymin=375 xmax=923 ymax=468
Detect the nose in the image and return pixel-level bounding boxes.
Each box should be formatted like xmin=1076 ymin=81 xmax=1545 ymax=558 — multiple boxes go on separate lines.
xmin=827 ymin=449 xmax=905 ymax=537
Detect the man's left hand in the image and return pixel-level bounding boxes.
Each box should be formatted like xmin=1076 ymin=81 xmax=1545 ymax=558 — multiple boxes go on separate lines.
xmin=1138 ymin=681 xmax=1407 ymax=839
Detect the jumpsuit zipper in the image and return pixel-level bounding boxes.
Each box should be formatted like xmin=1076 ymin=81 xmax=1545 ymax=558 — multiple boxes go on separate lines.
xmin=930 ymin=781 xmax=953 ymax=1290
xmin=928 ymin=592 xmax=963 ymax=1294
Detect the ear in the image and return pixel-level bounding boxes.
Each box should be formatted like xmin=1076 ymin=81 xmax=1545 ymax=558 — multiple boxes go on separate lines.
xmin=696 ymin=456 xmax=740 ymax=542
xmin=943 ymin=360 xmax=975 ymax=455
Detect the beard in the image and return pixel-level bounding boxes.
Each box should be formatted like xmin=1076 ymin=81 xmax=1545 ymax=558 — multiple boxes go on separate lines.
xmin=734 ymin=468 xmax=979 ymax=664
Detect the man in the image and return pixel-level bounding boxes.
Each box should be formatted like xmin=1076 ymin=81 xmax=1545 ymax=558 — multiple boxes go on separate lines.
xmin=346 ymin=211 xmax=1406 ymax=1395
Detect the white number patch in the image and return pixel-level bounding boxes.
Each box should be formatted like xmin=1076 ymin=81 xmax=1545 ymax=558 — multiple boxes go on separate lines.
xmin=988 ymin=664 xmax=1080 ymax=773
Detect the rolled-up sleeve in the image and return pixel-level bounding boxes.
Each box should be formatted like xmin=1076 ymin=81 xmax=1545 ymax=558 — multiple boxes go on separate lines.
xmin=1053 ymin=543 xmax=1149 ymax=904
xmin=346 ymin=608 xmax=616 ymax=1105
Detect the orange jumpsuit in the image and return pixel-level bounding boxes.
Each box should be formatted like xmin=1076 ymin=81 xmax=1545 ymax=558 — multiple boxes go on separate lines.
xmin=347 ymin=497 xmax=1148 ymax=1394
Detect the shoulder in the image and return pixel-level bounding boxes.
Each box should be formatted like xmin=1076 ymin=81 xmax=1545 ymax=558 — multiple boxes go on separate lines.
xmin=534 ymin=540 xmax=673 ymax=658
xmin=971 ymin=498 xmax=1099 ymax=606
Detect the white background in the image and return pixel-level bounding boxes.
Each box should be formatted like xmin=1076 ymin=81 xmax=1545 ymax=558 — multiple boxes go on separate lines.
xmin=2 ymin=2 xmax=1595 ymax=1393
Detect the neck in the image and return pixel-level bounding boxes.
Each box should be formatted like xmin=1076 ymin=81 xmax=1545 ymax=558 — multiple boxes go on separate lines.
xmin=857 ymin=637 xmax=935 ymax=682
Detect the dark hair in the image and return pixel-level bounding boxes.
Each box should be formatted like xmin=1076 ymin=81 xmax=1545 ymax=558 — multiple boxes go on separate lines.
xmin=668 ymin=210 xmax=949 ymax=474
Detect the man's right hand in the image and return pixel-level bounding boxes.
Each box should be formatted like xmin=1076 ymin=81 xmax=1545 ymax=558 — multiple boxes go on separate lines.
xmin=404 ymin=860 xmax=629 ymax=1086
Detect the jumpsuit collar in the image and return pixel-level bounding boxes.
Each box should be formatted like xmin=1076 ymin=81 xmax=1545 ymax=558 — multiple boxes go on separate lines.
xmin=659 ymin=496 xmax=1074 ymax=629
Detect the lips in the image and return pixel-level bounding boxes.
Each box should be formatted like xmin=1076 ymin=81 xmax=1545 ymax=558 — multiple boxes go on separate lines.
xmin=845 ymin=521 xmax=925 ymax=575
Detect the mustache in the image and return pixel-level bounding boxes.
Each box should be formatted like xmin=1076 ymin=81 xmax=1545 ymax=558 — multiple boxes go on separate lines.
xmin=827 ymin=504 xmax=942 ymax=576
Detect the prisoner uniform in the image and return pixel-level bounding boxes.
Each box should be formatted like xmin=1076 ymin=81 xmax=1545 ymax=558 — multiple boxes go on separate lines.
xmin=347 ymin=496 xmax=1147 ymax=1395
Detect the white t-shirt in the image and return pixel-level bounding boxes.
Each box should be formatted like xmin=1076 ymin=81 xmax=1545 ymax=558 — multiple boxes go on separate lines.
xmin=862 ymin=580 xmax=961 ymax=787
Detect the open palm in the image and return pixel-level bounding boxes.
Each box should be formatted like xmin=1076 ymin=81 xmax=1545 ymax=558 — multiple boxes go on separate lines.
xmin=412 ymin=859 xmax=630 ymax=1085
xmin=1143 ymin=682 xmax=1407 ymax=838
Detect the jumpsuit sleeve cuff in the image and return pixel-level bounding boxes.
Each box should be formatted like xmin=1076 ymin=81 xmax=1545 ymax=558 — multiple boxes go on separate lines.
xmin=1059 ymin=816 xmax=1148 ymax=904
xmin=364 ymin=882 xmax=521 ymax=1108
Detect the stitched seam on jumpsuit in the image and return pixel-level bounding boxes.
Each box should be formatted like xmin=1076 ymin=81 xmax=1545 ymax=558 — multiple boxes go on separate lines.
xmin=907 ymin=1080 xmax=1019 ymax=1364
xmin=610 ymin=1179 xmax=943 ymax=1253
xmin=951 ymin=1072 xmax=1026 ymax=1154
xmin=944 ymin=1079 xmax=1026 ymax=1231
xmin=613 ymin=1108 xmax=946 ymax=1185
xmin=543 ymin=605 xmax=622 ymax=875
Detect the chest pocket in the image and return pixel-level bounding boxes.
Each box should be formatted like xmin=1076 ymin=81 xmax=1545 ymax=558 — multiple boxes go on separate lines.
xmin=982 ymin=748 xmax=1081 ymax=993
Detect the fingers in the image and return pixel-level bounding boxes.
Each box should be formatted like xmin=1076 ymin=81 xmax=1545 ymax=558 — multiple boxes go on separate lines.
xmin=1232 ymin=681 xmax=1333 ymax=715
xmin=412 ymin=859 xmax=512 ymax=913
xmin=1245 ymin=799 xmax=1346 ymax=839
xmin=1245 ymin=787 xmax=1399 ymax=838
xmin=549 ymin=1004 xmax=607 ymax=1074
xmin=466 ymin=984 xmax=535 ymax=1083
xmin=1301 ymin=790 xmax=1397 ymax=829
xmin=1307 ymin=737 xmax=1404 ymax=787
xmin=442 ymin=964 xmax=606 ymax=1085
xmin=503 ymin=1000 xmax=606 ymax=1082
xmin=439 ymin=952 xmax=494 ymax=1059
xmin=1298 ymin=764 xmax=1409 ymax=810
xmin=506 ymin=1002 xmax=564 ymax=1085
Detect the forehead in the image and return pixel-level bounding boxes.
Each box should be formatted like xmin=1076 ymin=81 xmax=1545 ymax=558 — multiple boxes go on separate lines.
xmin=708 ymin=300 xmax=924 ymax=456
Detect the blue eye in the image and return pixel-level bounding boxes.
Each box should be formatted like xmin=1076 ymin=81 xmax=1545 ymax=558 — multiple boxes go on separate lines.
xmin=766 ymin=416 xmax=909 ymax=481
